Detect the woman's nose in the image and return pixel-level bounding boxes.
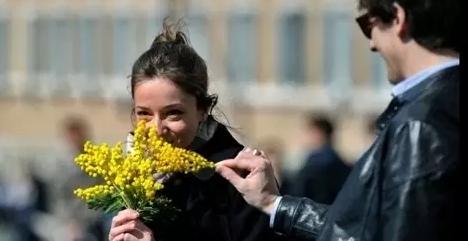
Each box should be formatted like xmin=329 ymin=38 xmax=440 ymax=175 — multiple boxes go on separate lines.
xmin=146 ymin=118 xmax=163 ymax=133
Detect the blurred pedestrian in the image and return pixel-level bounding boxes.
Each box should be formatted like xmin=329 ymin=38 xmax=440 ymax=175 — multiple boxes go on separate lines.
xmin=29 ymin=115 xmax=107 ymax=241
xmin=291 ymin=113 xmax=351 ymax=204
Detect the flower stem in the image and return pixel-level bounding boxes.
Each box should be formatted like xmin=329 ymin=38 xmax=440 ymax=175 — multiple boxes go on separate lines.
xmin=112 ymin=184 xmax=134 ymax=210
xmin=120 ymin=192 xmax=134 ymax=210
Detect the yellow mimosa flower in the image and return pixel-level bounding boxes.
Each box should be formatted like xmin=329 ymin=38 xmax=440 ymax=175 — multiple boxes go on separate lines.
xmin=73 ymin=120 xmax=214 ymax=222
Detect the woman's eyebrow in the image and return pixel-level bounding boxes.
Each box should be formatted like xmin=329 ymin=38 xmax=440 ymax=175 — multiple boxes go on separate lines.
xmin=161 ymin=103 xmax=184 ymax=110
xmin=134 ymin=106 xmax=149 ymax=109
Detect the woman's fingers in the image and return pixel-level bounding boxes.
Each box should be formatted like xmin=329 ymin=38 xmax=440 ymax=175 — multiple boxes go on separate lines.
xmin=111 ymin=232 xmax=125 ymax=241
xmin=109 ymin=218 xmax=153 ymax=241
xmin=111 ymin=209 xmax=139 ymax=228
xmin=109 ymin=220 xmax=138 ymax=239
xmin=109 ymin=209 xmax=140 ymax=240
xmin=153 ymin=173 xmax=173 ymax=183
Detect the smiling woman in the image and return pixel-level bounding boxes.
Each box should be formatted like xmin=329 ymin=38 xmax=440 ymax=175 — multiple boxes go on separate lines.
xmin=107 ymin=18 xmax=287 ymax=241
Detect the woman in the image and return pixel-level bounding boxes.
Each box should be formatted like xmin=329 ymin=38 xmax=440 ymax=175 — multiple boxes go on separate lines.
xmin=108 ymin=20 xmax=283 ymax=241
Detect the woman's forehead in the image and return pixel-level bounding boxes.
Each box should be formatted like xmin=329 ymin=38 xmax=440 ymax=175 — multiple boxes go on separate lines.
xmin=134 ymin=78 xmax=196 ymax=108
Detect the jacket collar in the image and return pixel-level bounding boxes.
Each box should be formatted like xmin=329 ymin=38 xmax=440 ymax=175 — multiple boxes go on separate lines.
xmin=391 ymin=59 xmax=459 ymax=97
xmin=375 ymin=65 xmax=459 ymax=133
xmin=397 ymin=65 xmax=459 ymax=103
xmin=189 ymin=115 xmax=218 ymax=151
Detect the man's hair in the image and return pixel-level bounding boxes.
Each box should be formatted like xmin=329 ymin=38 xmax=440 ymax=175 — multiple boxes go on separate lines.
xmin=63 ymin=115 xmax=89 ymax=135
xmin=306 ymin=114 xmax=335 ymax=143
xmin=358 ymin=0 xmax=460 ymax=52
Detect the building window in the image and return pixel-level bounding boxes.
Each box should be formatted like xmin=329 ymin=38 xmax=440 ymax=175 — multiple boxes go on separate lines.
xmin=227 ymin=13 xmax=256 ymax=83
xmin=28 ymin=16 xmax=80 ymax=97
xmin=142 ymin=16 xmax=161 ymax=47
xmin=79 ymin=17 xmax=98 ymax=78
xmin=108 ymin=15 xmax=161 ymax=99
xmin=323 ymin=11 xmax=352 ymax=99
xmin=31 ymin=16 xmax=50 ymax=76
xmin=50 ymin=17 xmax=75 ymax=96
xmin=76 ymin=16 xmax=103 ymax=97
xmin=0 ymin=17 xmax=8 ymax=96
xmin=99 ymin=16 xmax=114 ymax=77
xmin=112 ymin=16 xmax=138 ymax=77
xmin=187 ymin=15 xmax=209 ymax=64
xmin=278 ymin=12 xmax=305 ymax=85
xmin=26 ymin=15 xmax=50 ymax=97
xmin=21 ymin=13 xmax=174 ymax=100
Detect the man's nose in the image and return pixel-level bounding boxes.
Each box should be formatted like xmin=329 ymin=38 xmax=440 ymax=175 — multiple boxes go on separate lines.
xmin=369 ymin=39 xmax=377 ymax=52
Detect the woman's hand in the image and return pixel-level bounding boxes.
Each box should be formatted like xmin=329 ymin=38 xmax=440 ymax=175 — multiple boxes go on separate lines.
xmin=109 ymin=209 xmax=155 ymax=241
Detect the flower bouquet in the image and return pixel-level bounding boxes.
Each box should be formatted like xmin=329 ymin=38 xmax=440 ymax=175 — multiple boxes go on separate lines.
xmin=73 ymin=120 xmax=214 ymax=225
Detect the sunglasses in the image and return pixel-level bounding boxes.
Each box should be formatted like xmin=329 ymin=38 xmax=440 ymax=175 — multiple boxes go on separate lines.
xmin=355 ymin=13 xmax=374 ymax=39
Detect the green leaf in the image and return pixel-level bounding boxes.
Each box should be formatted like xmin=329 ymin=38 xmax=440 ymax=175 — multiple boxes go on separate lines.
xmin=104 ymin=197 xmax=124 ymax=213
xmin=82 ymin=192 xmax=181 ymax=229
xmin=85 ymin=192 xmax=124 ymax=213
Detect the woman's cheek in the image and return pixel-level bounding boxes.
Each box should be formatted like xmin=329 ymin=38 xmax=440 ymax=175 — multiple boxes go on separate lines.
xmin=169 ymin=121 xmax=197 ymax=148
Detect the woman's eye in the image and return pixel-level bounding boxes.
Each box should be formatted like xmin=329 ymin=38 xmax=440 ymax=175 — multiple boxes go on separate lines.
xmin=166 ymin=110 xmax=183 ymax=118
xmin=136 ymin=110 xmax=150 ymax=116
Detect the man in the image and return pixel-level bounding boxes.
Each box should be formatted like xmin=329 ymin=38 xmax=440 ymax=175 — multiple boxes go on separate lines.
xmin=292 ymin=114 xmax=350 ymax=204
xmin=216 ymin=0 xmax=460 ymax=240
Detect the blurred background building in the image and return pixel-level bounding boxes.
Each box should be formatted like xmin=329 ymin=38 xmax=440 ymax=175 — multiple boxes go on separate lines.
xmin=1 ymin=0 xmax=392 ymax=240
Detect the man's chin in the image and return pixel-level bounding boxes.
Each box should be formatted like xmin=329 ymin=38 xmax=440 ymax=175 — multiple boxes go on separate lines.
xmin=388 ymin=78 xmax=399 ymax=85
xmin=387 ymin=74 xmax=405 ymax=85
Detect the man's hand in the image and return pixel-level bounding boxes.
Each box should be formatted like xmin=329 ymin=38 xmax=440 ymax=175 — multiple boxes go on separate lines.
xmin=215 ymin=148 xmax=280 ymax=215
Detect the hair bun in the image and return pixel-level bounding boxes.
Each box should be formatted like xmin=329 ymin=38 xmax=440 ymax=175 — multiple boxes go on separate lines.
xmin=151 ymin=18 xmax=189 ymax=49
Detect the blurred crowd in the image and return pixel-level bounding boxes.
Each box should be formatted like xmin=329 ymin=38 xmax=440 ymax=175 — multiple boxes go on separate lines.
xmin=0 ymin=115 xmax=110 ymax=241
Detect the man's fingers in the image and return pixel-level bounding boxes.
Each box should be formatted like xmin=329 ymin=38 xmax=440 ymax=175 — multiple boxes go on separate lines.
xmin=215 ymin=163 xmax=245 ymax=188
xmin=234 ymin=147 xmax=251 ymax=159
xmin=217 ymin=156 xmax=261 ymax=172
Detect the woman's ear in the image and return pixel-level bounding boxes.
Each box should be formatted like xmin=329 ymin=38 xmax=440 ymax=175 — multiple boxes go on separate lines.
xmin=197 ymin=110 xmax=207 ymax=124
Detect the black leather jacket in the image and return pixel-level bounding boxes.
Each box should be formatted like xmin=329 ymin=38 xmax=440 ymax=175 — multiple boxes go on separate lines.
xmin=273 ymin=66 xmax=461 ymax=241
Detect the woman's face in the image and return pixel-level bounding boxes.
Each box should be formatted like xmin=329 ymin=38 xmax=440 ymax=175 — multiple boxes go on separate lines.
xmin=133 ymin=77 xmax=204 ymax=148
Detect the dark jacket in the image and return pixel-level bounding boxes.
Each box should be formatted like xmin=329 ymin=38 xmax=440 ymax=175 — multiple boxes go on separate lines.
xmin=155 ymin=122 xmax=287 ymax=241
xmin=273 ymin=66 xmax=461 ymax=241
xmin=292 ymin=144 xmax=351 ymax=204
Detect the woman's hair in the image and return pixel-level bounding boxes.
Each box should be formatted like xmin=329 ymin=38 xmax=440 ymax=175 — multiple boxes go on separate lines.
xmin=130 ymin=18 xmax=218 ymax=114
xmin=358 ymin=0 xmax=459 ymax=52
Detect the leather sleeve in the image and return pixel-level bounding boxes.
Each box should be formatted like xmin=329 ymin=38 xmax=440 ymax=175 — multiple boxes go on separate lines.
xmin=272 ymin=195 xmax=329 ymax=241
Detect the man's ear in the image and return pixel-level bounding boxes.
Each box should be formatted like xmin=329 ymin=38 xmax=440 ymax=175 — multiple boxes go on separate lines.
xmin=393 ymin=2 xmax=409 ymax=39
